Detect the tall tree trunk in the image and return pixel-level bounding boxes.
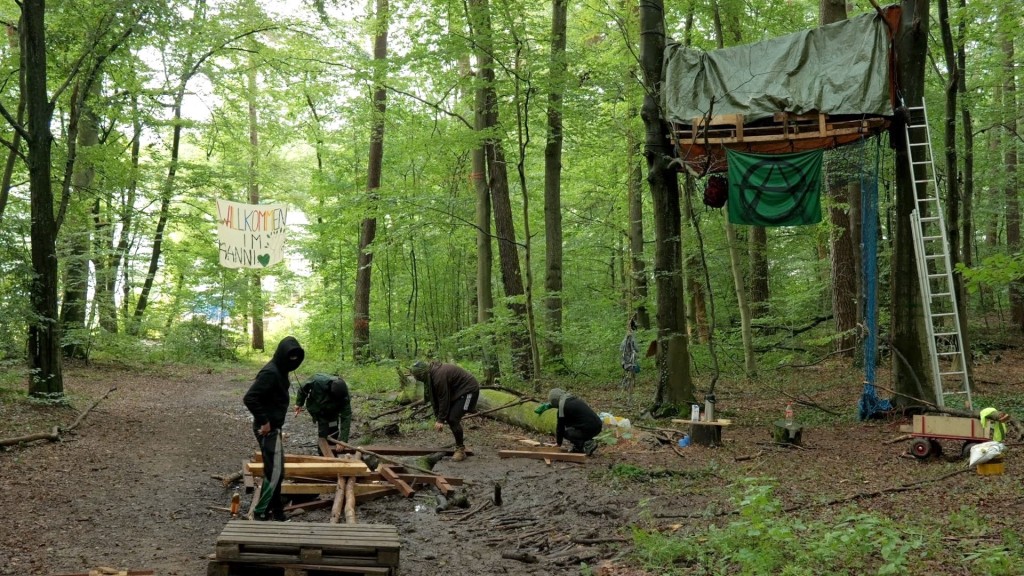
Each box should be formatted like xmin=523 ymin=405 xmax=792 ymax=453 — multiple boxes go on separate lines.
xmin=624 ymin=0 xmax=650 ymax=331
xmin=543 ymin=0 xmax=567 ymax=368
xmin=0 ymin=24 xmax=24 ymax=227
xmin=353 ymin=0 xmax=389 ymax=362
xmin=712 ymin=0 xmax=756 ymax=377
xmin=639 ymin=0 xmax=693 ymax=414
xmin=468 ymin=0 xmax=532 ymax=380
xmin=1002 ymin=28 xmax=1022 ymax=328
xmin=937 ymin=0 xmax=972 ymax=372
xmin=957 ymin=0 xmax=973 ymax=275
xmin=468 ymin=66 xmax=498 ymax=383
xmin=748 ymin=226 xmax=769 ymax=318
xmin=891 ymin=0 xmax=933 ymax=405
xmin=108 ymin=96 xmax=141 ymax=333
xmin=21 ymin=0 xmax=64 ymax=396
xmin=820 ymin=0 xmax=856 ymax=356
xmin=131 ymin=89 xmax=183 ymax=335
xmin=247 ymin=56 xmax=264 ymax=351
xmin=511 ymin=35 xmax=542 ymax=384
xmin=60 ymin=81 xmax=100 ymax=359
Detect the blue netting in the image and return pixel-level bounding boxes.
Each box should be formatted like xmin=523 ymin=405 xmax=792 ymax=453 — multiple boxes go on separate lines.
xmin=858 ymin=138 xmax=892 ymax=420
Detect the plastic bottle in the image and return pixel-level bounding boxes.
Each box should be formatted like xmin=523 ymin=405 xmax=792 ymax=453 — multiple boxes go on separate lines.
xmin=230 ymin=492 xmax=240 ymax=517
xmin=785 ymin=402 xmax=794 ymax=426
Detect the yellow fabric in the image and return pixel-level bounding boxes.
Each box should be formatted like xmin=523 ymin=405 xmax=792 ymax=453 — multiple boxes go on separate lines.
xmin=979 ymin=407 xmax=1007 ymax=443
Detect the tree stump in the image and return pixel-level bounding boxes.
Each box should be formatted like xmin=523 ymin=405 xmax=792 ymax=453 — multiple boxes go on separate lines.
xmin=772 ymin=420 xmax=803 ymax=446
xmin=690 ymin=423 xmax=723 ymax=446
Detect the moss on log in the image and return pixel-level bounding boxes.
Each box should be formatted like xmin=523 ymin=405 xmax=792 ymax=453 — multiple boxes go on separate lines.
xmin=476 ymin=389 xmax=557 ymax=435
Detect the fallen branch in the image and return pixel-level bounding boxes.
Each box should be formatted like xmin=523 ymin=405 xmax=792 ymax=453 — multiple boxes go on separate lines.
xmin=368 ymin=400 xmax=425 ymax=421
xmin=216 ymin=470 xmax=244 ymax=487
xmin=572 ymin=537 xmax=628 ymax=545
xmin=0 ymin=426 xmax=60 ymax=447
xmin=501 ymin=551 xmax=538 ymax=563
xmin=762 ymin=384 xmax=840 ymax=416
xmin=328 ymin=438 xmax=451 ymax=479
xmin=464 ymin=398 xmax=532 ymax=420
xmin=0 ymin=385 xmax=118 ymax=448
xmin=64 ymin=385 xmax=118 ymax=433
xmin=884 ymin=434 xmax=912 ymax=445
xmin=734 ymin=450 xmax=765 ymax=462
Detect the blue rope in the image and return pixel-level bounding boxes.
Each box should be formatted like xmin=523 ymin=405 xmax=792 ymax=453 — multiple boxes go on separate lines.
xmin=859 ymin=137 xmax=892 ymax=420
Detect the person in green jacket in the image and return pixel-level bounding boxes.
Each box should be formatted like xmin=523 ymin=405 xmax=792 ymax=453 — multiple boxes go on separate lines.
xmin=294 ymin=374 xmax=352 ymax=455
xmin=979 ymin=407 xmax=1011 ymax=443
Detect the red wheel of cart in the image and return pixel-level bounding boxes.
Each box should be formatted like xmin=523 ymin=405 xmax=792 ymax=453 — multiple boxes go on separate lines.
xmin=910 ymin=438 xmax=932 ymax=459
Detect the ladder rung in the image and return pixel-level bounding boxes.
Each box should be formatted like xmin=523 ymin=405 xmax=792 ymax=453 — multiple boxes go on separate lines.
xmin=941 ymin=391 xmax=969 ymax=396
xmin=922 ymin=236 xmax=943 ymax=241
xmin=939 ymin=373 xmax=967 ymax=378
xmin=932 ymin=292 xmax=952 ymax=298
xmin=919 ymin=217 xmax=941 ymax=222
xmin=927 ymin=274 xmax=949 ymax=279
xmin=930 ymin=312 xmax=955 ymax=317
xmin=933 ymin=332 xmax=957 ymax=337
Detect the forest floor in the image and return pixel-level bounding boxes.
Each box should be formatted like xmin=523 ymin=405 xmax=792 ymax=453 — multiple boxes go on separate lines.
xmin=2 ymin=344 xmax=1024 ymax=576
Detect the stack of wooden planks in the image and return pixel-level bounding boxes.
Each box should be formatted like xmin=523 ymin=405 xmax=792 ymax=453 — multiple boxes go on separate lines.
xmin=207 ymin=520 xmax=400 ymax=576
xmin=242 ymin=448 xmax=464 ymax=522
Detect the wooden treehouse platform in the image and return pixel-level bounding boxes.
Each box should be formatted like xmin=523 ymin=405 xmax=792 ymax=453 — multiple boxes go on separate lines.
xmin=671 ymin=111 xmax=889 ymax=176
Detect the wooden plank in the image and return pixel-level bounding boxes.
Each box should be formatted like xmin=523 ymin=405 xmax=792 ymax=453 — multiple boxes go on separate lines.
xmin=243 ymin=460 xmax=254 ymax=492
xmin=378 ymin=466 xmax=415 ymax=498
xmin=497 ymin=450 xmax=586 ymax=463
xmin=252 ymin=453 xmax=350 ymax=463
xmin=211 ymin=551 xmax=397 ymax=568
xmin=53 ymin=572 xmax=154 ymax=576
xmin=282 ymin=481 xmax=337 ymax=495
xmin=245 ymin=461 xmax=371 ymax=479
xmin=355 ymin=484 xmax=401 ymax=503
xmin=217 ymin=520 xmax=399 ymax=541
xmin=394 ymin=473 xmax=464 ymax=487
xmin=671 ymin=419 xmax=732 ymax=427
xmin=332 ymin=445 xmax=473 ymax=457
xmin=319 ymin=438 xmax=334 ymax=458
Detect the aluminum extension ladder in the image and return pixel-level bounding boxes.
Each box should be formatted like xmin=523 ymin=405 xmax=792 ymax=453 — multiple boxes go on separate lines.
xmin=903 ymin=99 xmax=972 ymax=409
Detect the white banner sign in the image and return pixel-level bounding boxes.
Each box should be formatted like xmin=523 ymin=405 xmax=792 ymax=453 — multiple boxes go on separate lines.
xmin=216 ymin=199 xmax=288 ymax=269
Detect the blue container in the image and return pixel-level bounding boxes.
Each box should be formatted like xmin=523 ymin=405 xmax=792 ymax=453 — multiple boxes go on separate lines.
xmin=678 ymin=435 xmax=691 ymax=448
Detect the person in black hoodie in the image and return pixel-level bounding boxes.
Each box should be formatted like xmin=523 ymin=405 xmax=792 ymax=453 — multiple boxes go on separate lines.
xmin=544 ymin=388 xmax=601 ymax=456
xmin=409 ymin=360 xmax=479 ymax=462
xmin=243 ymin=336 xmax=304 ymax=521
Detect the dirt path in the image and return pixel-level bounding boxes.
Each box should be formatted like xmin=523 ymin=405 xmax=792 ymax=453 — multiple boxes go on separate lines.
xmin=0 ymin=365 xmax=631 ymax=575
xmin=3 ymin=357 xmax=1024 ymax=575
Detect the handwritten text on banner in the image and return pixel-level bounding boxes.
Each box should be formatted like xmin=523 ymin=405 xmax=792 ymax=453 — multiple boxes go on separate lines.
xmin=216 ymin=199 xmax=287 ymax=269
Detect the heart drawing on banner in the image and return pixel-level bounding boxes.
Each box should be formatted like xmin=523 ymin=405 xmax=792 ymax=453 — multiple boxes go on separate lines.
xmin=257 ymin=254 xmax=271 ymax=267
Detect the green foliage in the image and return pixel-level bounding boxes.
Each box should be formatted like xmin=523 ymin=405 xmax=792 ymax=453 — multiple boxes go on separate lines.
xmin=957 ymin=255 xmax=1024 ymax=292
xmin=631 ymin=479 xmax=927 ymax=575
xmin=159 ymin=318 xmax=243 ymax=362
xmin=962 ymin=530 xmax=1024 ymax=576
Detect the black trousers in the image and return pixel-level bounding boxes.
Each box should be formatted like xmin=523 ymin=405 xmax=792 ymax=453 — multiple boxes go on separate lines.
xmin=446 ymin=390 xmax=479 ymax=448
xmin=253 ymin=427 xmax=284 ymax=518
xmin=565 ymin=425 xmax=600 ymax=451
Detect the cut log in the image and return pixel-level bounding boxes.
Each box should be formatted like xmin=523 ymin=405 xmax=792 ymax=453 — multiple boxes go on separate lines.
xmin=498 ymin=450 xmax=586 ymax=463
xmin=330 ymin=476 xmax=345 ymax=524
xmin=690 ymin=423 xmax=723 ymax=447
xmin=475 ymin=389 xmax=556 ymax=435
xmin=245 ymin=461 xmax=370 ymax=479
xmin=772 ymin=420 xmax=803 ymax=446
xmin=344 ymin=477 xmax=357 ymax=523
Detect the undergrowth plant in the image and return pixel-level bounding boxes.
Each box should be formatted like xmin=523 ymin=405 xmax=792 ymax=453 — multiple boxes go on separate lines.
xmin=631 ymin=478 xmax=928 ymax=575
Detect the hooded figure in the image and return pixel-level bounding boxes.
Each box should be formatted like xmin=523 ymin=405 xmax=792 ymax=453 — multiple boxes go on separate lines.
xmin=295 ymin=374 xmax=352 ymax=454
xmin=244 ymin=336 xmax=305 ymax=521
xmin=410 ymin=360 xmax=479 ymax=462
xmin=547 ymin=388 xmax=602 ymax=455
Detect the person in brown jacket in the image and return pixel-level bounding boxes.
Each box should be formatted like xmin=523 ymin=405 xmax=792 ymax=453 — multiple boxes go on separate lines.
xmin=410 ymin=361 xmax=479 ymax=461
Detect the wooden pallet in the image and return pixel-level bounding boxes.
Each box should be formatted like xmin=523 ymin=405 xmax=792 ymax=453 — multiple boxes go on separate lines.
xmin=209 ymin=521 xmax=399 ymax=576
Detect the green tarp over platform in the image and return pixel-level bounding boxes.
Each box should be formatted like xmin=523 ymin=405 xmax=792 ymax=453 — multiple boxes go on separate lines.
xmin=661 ymin=11 xmax=893 ymax=124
